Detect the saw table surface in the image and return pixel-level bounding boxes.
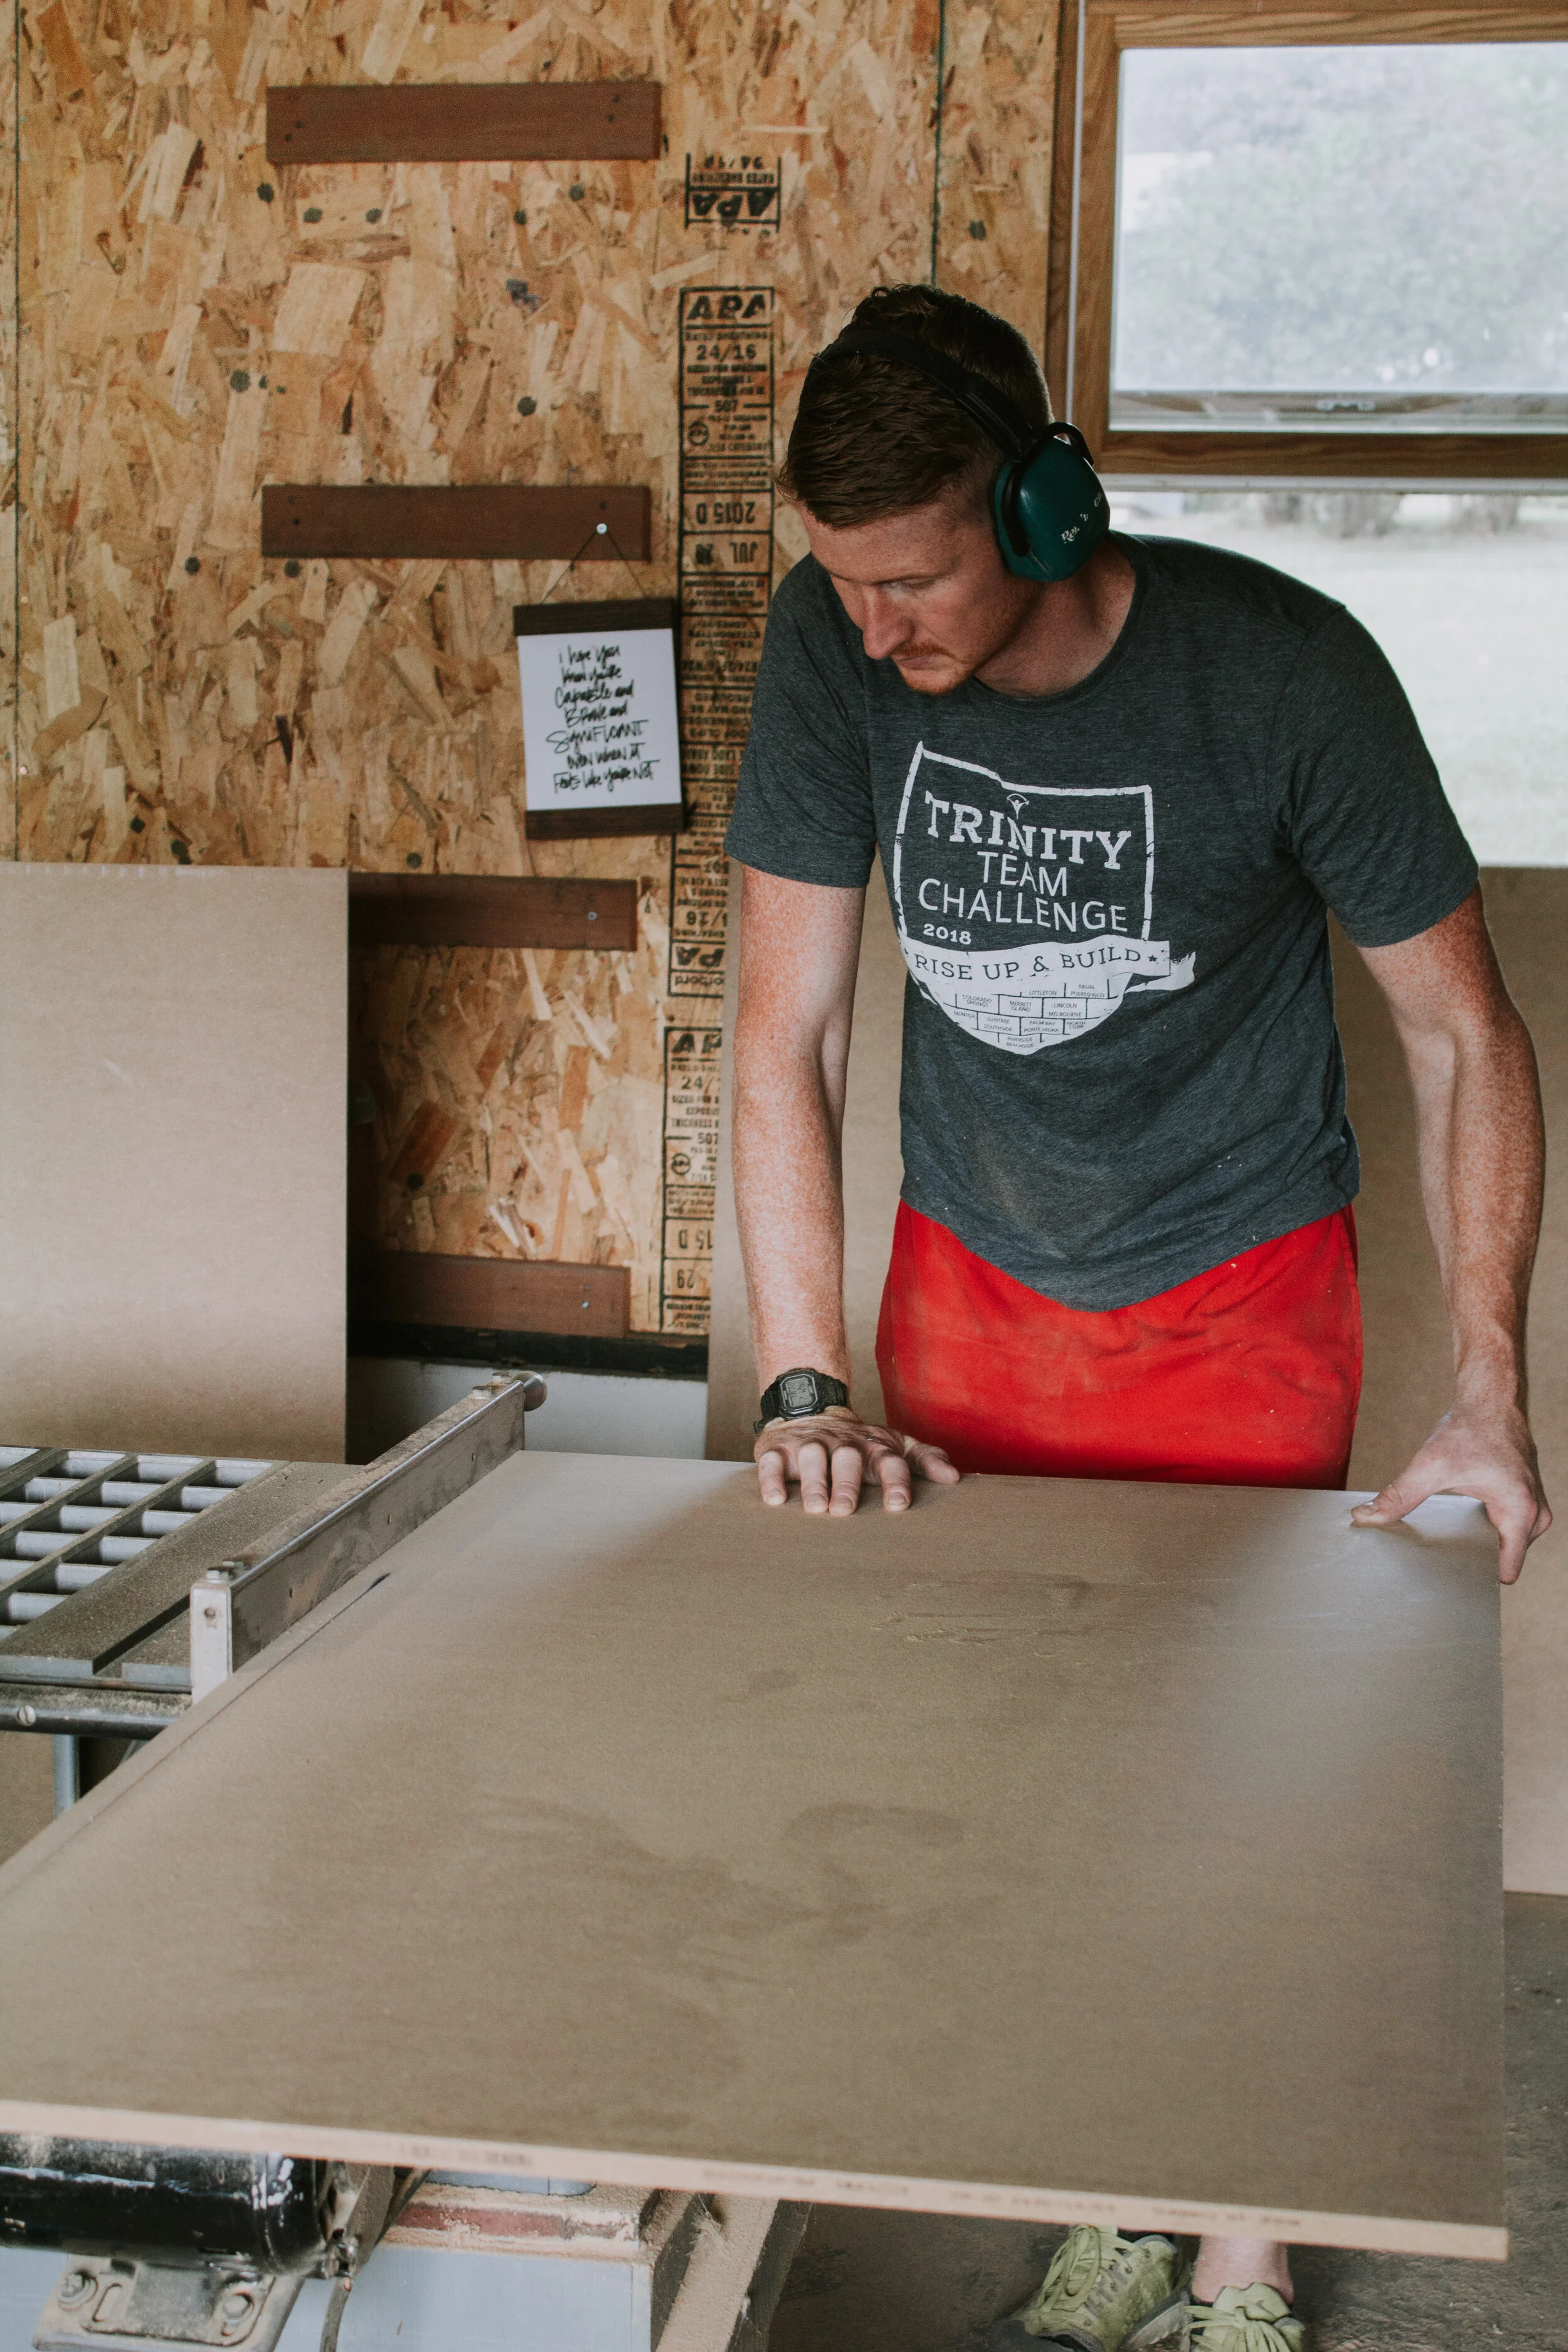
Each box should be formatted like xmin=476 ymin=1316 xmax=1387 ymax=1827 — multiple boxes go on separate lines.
xmin=0 ymin=1455 xmax=1503 ymax=2256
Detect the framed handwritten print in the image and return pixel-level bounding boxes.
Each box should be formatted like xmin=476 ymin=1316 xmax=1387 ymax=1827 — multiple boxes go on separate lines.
xmin=514 ymin=599 xmax=685 ymax=839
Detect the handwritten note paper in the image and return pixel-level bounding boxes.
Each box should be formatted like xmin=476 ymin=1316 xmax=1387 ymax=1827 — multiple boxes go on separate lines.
xmin=515 ymin=599 xmax=682 ymax=837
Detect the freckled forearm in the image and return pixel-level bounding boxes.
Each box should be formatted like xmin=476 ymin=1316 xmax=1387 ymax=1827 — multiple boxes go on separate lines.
xmin=1404 ymin=1003 xmax=1543 ymax=1405
xmin=733 ymin=1040 xmax=852 ymax=1389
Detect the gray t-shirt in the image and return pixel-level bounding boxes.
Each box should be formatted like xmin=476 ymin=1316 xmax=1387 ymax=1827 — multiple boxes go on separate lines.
xmin=725 ymin=535 xmax=1477 ymax=1309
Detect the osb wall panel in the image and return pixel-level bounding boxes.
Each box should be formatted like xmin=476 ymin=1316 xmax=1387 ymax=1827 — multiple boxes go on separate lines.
xmin=933 ymin=0 xmax=1057 ymax=354
xmin=15 ymin=0 xmax=1058 ymax=1332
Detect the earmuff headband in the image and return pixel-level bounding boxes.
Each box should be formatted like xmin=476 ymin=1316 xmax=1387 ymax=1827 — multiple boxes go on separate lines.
xmin=822 ymin=326 xmax=1035 ymax=461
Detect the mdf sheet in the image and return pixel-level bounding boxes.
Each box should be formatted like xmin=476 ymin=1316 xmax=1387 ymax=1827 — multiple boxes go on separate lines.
xmin=1337 ymin=871 xmax=1567 ymax=1897
xmin=0 ymin=1454 xmax=1503 ymax=2257
xmin=0 ymin=866 xmax=346 ymax=1462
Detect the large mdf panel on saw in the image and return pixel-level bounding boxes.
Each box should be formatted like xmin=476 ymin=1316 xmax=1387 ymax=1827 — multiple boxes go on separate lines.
xmin=0 ymin=1453 xmax=1504 ymax=2255
xmin=707 ymin=866 xmax=905 ymax=1461
xmin=0 ymin=864 xmax=346 ymax=1461
xmin=1338 ymin=867 xmax=1568 ymax=1897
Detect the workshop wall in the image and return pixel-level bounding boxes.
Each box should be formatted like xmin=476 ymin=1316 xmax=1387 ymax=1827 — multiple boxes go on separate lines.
xmin=9 ymin=0 xmax=1058 ymax=1335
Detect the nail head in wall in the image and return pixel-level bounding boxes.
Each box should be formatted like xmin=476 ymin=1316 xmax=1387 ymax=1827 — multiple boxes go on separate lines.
xmin=264 ymin=83 xmax=662 ymax=167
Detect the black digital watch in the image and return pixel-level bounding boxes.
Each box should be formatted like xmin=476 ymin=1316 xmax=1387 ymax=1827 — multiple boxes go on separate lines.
xmin=755 ymin=1367 xmax=850 ymax=1432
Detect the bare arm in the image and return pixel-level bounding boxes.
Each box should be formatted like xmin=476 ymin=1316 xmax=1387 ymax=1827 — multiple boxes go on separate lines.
xmin=733 ymin=866 xmax=957 ymax=1513
xmin=1350 ymin=885 xmax=1551 ymax=1580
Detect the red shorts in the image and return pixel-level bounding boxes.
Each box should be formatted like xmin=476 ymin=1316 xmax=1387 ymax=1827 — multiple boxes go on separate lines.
xmin=876 ymin=1203 xmax=1363 ymax=1490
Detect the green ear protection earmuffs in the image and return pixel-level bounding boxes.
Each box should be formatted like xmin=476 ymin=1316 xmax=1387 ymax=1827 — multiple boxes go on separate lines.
xmin=820 ymin=326 xmax=1110 ymax=584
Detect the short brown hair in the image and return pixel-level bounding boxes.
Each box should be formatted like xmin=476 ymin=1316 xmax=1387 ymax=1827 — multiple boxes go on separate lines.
xmin=778 ymin=285 xmax=1052 ymax=527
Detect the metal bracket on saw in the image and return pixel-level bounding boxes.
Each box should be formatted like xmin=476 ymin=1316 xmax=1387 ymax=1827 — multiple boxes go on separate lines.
xmin=29 ymin=2166 xmax=413 ymax=2352
xmin=188 ymin=1375 xmax=544 ymax=1703
xmin=35 ymin=2255 xmax=307 ymax=2352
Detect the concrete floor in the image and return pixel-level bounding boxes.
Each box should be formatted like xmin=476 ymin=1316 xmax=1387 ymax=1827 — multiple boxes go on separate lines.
xmin=771 ymin=1895 xmax=1566 ymax=2352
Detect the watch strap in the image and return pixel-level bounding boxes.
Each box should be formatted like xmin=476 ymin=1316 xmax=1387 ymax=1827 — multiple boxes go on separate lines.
xmin=755 ymin=1367 xmax=850 ymax=1431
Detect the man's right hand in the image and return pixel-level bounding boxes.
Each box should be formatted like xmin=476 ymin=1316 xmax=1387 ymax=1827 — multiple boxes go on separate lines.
xmin=753 ymin=1405 xmax=960 ymax=1515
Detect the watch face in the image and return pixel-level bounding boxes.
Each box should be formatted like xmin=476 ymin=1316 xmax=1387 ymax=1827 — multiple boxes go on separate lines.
xmin=781 ymin=1372 xmax=817 ymax=1412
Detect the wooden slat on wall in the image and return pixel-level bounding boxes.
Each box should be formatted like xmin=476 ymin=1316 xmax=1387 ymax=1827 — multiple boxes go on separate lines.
xmin=266 ymin=82 xmax=662 ymax=166
xmin=349 ymin=874 xmax=637 ymax=950
xmin=261 ymin=485 xmax=652 ymax=562
xmin=351 ymin=1249 xmax=630 ymax=1338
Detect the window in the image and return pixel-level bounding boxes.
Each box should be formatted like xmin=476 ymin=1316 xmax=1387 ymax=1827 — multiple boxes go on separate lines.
xmin=1047 ymin=3 xmax=1568 ymax=484
xmin=1110 ymin=488 xmax=1568 ymax=862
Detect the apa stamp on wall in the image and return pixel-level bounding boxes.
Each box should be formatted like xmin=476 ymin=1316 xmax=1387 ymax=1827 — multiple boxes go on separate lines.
xmin=684 ymin=153 xmax=781 ymax=230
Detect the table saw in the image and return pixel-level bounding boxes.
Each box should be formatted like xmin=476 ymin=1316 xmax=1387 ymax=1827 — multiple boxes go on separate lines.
xmin=0 ymin=1389 xmax=1507 ymax=2352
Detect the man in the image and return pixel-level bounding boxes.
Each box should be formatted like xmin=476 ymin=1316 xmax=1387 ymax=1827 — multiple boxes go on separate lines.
xmin=724 ymin=285 xmax=1550 ymax=2352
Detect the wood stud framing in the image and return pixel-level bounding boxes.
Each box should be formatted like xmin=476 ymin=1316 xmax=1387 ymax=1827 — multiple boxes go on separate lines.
xmin=1047 ymin=0 xmax=1568 ymax=480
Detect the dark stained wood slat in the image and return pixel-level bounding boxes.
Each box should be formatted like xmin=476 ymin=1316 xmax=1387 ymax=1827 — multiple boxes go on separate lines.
xmin=347 ymin=875 xmax=638 ymax=951
xmin=524 ymin=805 xmax=686 ymax=840
xmin=262 ymin=485 xmax=652 ymax=562
xmin=513 ymin=598 xmax=679 ymax=638
xmin=265 ymin=82 xmax=661 ymax=165
xmin=351 ymin=1251 xmax=631 ymax=1340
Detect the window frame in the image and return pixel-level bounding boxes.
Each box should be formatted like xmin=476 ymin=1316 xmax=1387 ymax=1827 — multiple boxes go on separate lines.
xmin=1045 ymin=0 xmax=1568 ymax=483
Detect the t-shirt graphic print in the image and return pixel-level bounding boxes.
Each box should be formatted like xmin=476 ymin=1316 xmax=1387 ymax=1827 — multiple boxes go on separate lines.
xmin=891 ymin=744 xmax=1190 ymax=1057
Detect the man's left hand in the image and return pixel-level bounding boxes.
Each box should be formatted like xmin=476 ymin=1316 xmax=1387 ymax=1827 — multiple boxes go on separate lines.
xmin=1350 ymin=1401 xmax=1552 ymax=1582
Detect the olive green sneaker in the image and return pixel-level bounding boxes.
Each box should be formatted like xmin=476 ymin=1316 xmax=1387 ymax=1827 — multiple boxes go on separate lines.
xmin=1183 ymin=2284 xmax=1305 ymax=2352
xmin=985 ymin=2225 xmax=1188 ymax=2351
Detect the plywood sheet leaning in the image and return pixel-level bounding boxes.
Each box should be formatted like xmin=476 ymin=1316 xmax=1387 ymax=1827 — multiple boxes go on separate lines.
xmin=0 ymin=864 xmax=346 ymax=1461
xmin=1337 ymin=869 xmax=1568 ymax=1898
xmin=0 ymin=1453 xmax=1505 ymax=2255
